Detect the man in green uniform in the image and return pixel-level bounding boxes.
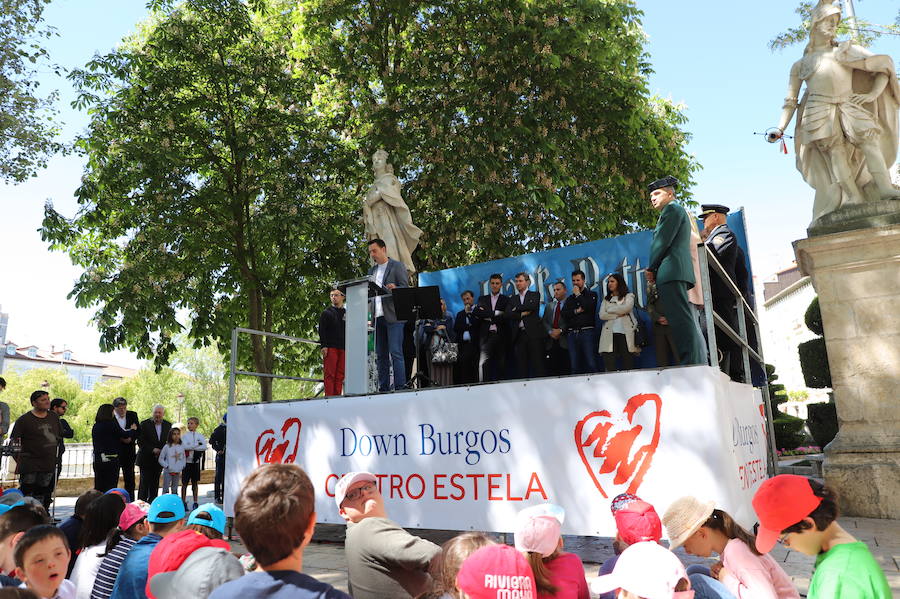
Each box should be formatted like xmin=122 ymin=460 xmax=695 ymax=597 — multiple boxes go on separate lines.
xmin=646 ymin=176 xmax=704 ymax=366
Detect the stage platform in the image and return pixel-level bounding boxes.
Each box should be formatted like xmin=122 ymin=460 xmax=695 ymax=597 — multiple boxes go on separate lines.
xmin=226 ymin=365 xmax=769 ymax=536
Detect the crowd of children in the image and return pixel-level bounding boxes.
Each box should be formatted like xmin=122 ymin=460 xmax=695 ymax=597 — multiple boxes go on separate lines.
xmin=0 ymin=471 xmax=890 ymax=599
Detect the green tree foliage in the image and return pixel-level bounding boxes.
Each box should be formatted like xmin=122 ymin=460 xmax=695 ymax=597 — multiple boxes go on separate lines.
xmin=798 ymin=296 xmax=831 ymax=388
xmin=769 ymin=2 xmax=900 ymax=51
xmin=41 ymin=0 xmax=362 ymax=401
xmin=290 ymin=0 xmax=700 ymax=270
xmin=766 ymin=362 xmax=806 ymax=451
xmin=0 ymin=369 xmax=80 ymax=426
xmin=0 ymin=0 xmax=63 ymax=182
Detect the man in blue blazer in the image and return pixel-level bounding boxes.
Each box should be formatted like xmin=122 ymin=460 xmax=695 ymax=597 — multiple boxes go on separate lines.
xmin=646 ymin=176 xmax=704 ymax=366
xmin=368 ymin=238 xmax=410 ymax=391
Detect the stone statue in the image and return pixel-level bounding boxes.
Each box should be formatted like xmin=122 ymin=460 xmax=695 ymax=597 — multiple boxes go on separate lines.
xmin=362 ymin=149 xmax=423 ymax=274
xmin=771 ymin=0 xmax=900 ymax=225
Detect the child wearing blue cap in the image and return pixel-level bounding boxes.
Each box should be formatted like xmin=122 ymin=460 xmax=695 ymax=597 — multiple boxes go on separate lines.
xmin=107 ymin=495 xmax=184 ymax=599
xmin=186 ymin=504 xmax=226 ymax=540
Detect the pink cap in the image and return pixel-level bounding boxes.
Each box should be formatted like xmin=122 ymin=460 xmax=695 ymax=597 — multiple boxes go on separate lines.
xmin=334 ymin=472 xmax=377 ymax=508
xmin=514 ymin=514 xmax=560 ymax=557
xmin=615 ymin=500 xmax=663 ymax=545
xmin=590 ymin=541 xmax=692 ymax=599
xmin=119 ymin=502 xmax=149 ymax=531
xmin=457 ymin=544 xmax=536 ymax=599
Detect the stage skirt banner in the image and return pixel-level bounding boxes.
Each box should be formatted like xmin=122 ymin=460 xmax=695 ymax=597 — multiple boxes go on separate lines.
xmin=226 ymin=365 xmax=768 ymax=535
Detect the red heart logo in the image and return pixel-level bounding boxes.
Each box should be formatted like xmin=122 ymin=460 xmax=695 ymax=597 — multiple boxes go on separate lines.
xmin=573 ymin=393 xmax=662 ymax=498
xmin=255 ymin=418 xmax=302 ymax=466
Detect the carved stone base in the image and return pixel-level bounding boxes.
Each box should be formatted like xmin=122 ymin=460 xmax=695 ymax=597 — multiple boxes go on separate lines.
xmin=794 ymin=223 xmax=900 ymax=518
xmin=808 ymin=198 xmax=900 ymax=237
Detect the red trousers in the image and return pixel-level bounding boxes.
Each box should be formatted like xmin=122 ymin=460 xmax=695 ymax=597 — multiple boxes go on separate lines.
xmin=323 ymin=348 xmax=345 ymax=396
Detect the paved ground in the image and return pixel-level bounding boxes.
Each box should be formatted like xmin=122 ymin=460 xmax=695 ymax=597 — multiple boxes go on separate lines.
xmin=52 ymin=484 xmax=900 ymax=596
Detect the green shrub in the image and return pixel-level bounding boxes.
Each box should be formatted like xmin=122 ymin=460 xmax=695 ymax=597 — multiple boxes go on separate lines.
xmin=774 ymin=414 xmax=807 ymax=451
xmin=806 ymin=402 xmax=838 ymax=449
xmin=805 ymin=296 xmax=824 ymax=336
xmin=798 ymin=338 xmax=831 ymax=388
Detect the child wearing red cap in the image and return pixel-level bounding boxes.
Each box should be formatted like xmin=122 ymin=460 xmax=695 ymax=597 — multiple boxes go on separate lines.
xmin=752 ymin=475 xmax=890 ymax=599
xmin=597 ymin=495 xmax=664 ymax=599
xmin=456 ymin=544 xmax=536 ymax=599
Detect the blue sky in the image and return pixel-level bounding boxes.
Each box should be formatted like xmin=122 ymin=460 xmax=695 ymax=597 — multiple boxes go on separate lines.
xmin=1 ymin=0 xmax=898 ymax=368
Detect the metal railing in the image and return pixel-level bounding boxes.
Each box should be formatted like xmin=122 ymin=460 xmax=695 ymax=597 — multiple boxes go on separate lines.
xmin=697 ymin=243 xmax=779 ymax=477
xmin=227 ymin=327 xmax=323 ymax=405
xmin=0 ymin=443 xmax=217 ymax=485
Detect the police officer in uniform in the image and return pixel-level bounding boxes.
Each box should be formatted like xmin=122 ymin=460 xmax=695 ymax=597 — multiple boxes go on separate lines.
xmin=699 ymin=204 xmax=750 ymax=380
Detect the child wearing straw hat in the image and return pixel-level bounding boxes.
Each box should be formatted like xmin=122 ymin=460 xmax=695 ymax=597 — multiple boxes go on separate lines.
xmin=662 ymin=496 xmax=798 ymax=599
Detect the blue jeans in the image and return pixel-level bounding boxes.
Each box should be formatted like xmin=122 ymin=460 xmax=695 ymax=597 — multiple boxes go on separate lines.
xmin=686 ymin=565 xmax=736 ymax=599
xmin=375 ymin=316 xmax=406 ymax=391
xmin=568 ymin=329 xmax=598 ymax=374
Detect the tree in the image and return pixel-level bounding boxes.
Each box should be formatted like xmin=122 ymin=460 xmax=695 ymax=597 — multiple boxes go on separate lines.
xmin=769 ymin=2 xmax=900 ymax=51
xmin=0 ymin=0 xmax=63 ymax=182
xmin=290 ymin=0 xmax=700 ymax=271
xmin=41 ymin=0 xmax=361 ymax=401
xmin=766 ymin=363 xmax=806 ymax=451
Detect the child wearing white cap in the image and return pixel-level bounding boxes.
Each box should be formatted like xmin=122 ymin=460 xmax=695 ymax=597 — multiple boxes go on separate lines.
xmin=591 ymin=541 xmax=694 ymax=599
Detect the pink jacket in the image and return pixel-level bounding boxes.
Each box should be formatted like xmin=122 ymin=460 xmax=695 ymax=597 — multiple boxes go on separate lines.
xmin=720 ymin=539 xmax=800 ymax=599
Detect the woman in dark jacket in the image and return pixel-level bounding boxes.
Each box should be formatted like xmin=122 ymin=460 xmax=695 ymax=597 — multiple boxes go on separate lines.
xmin=423 ymin=298 xmax=456 ymax=387
xmin=92 ymin=404 xmax=121 ymax=492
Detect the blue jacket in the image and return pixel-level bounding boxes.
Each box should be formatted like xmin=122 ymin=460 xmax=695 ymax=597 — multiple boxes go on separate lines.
xmin=109 ymin=533 xmax=161 ymax=599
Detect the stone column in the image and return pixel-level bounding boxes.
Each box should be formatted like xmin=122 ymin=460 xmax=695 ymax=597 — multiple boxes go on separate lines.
xmin=794 ymin=219 xmax=900 ymax=518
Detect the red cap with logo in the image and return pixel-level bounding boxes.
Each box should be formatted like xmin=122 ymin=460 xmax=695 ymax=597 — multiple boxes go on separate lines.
xmin=752 ymin=475 xmax=823 ymax=553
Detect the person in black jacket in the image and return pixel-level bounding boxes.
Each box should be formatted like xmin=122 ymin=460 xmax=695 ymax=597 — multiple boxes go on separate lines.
xmin=453 ymin=290 xmax=480 ymax=385
xmin=136 ymin=405 xmax=171 ymax=501
xmin=209 ymin=415 xmax=227 ymax=504
xmin=472 ymin=273 xmax=510 ymax=382
xmin=92 ymin=404 xmax=121 ymax=492
xmin=50 ymin=398 xmax=74 ymax=483
xmin=505 ymin=272 xmax=546 ymax=379
xmin=319 ymin=288 xmax=346 ymax=396
xmin=112 ymin=397 xmax=139 ymax=500
xmin=562 ymin=269 xmax=599 ymax=374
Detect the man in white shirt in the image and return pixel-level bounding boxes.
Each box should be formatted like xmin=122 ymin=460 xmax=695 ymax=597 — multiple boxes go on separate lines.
xmin=180 ymin=417 xmax=207 ymax=510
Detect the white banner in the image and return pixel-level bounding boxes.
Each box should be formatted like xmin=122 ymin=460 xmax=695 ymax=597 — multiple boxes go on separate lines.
xmin=226 ymin=365 xmax=769 ymax=536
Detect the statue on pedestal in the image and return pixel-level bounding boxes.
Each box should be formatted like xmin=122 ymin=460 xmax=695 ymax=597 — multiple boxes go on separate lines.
xmin=362 ymin=149 xmax=423 ymax=274
xmin=771 ymin=0 xmax=900 ymax=225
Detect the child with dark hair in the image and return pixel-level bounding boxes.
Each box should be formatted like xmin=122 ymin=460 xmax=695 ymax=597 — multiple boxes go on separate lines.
xmin=0 ymin=504 xmax=50 ymax=581
xmin=663 ymin=496 xmax=798 ymax=599
xmin=0 ymin=588 xmax=39 ymax=599
xmin=13 ymin=525 xmax=74 ymax=599
xmin=753 ymin=475 xmax=890 ymax=599
xmin=89 ymin=503 xmax=149 ymax=599
xmin=70 ymin=496 xmax=126 ymax=599
xmin=158 ymin=429 xmax=185 ymax=496
xmin=58 ymin=491 xmax=102 ymax=560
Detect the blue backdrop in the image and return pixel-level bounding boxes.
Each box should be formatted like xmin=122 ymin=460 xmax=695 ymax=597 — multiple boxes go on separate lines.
xmin=418 ymin=209 xmax=755 ymax=370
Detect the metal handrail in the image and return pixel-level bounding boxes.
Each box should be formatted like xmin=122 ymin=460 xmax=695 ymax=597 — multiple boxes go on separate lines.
xmin=228 ymin=327 xmax=323 ymax=405
xmin=697 ymin=242 xmax=778 ymax=478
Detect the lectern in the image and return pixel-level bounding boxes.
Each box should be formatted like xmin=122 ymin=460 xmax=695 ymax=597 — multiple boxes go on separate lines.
xmin=337 ymin=277 xmax=388 ymax=395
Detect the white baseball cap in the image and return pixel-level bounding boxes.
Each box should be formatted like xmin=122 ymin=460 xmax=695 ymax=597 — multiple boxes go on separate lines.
xmin=334 ymin=471 xmax=377 ymax=508
xmin=590 ymin=541 xmax=694 ymax=599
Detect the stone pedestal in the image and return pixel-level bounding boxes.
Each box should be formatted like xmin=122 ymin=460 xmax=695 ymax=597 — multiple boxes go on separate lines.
xmin=794 ymin=224 xmax=900 ymax=518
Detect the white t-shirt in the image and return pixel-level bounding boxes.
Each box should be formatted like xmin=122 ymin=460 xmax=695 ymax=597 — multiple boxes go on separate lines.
xmin=24 ymin=574 xmax=78 ymax=599
xmin=70 ymin=542 xmax=106 ymax=599
xmin=374 ymin=261 xmax=388 ymax=318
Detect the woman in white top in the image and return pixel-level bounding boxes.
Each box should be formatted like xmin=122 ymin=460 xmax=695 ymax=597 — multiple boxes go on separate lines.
xmin=598 ymin=273 xmax=639 ymax=372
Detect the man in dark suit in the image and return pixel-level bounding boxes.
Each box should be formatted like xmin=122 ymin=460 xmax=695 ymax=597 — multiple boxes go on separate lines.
xmin=453 ymin=290 xmax=480 ymax=385
xmin=700 ymin=204 xmax=752 ymax=380
xmin=562 ymin=269 xmax=599 ymax=374
xmin=542 ymin=281 xmax=571 ymax=377
xmin=473 ymin=273 xmax=510 ymax=382
xmin=136 ymin=404 xmax=171 ymax=501
xmin=367 ymin=238 xmax=410 ymax=392
xmin=112 ymin=397 xmax=139 ymax=499
xmin=505 ymin=272 xmax=546 ymax=379
xmin=646 ymin=176 xmax=704 ymax=366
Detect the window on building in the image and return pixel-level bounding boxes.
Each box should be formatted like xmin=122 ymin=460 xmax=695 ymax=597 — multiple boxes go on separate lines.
xmin=63 ymin=350 xmax=72 ymax=361
xmin=5 ymin=345 xmax=13 ymax=356
xmin=81 ymin=374 xmax=97 ymax=391
xmin=27 ymin=348 xmax=37 ymax=358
